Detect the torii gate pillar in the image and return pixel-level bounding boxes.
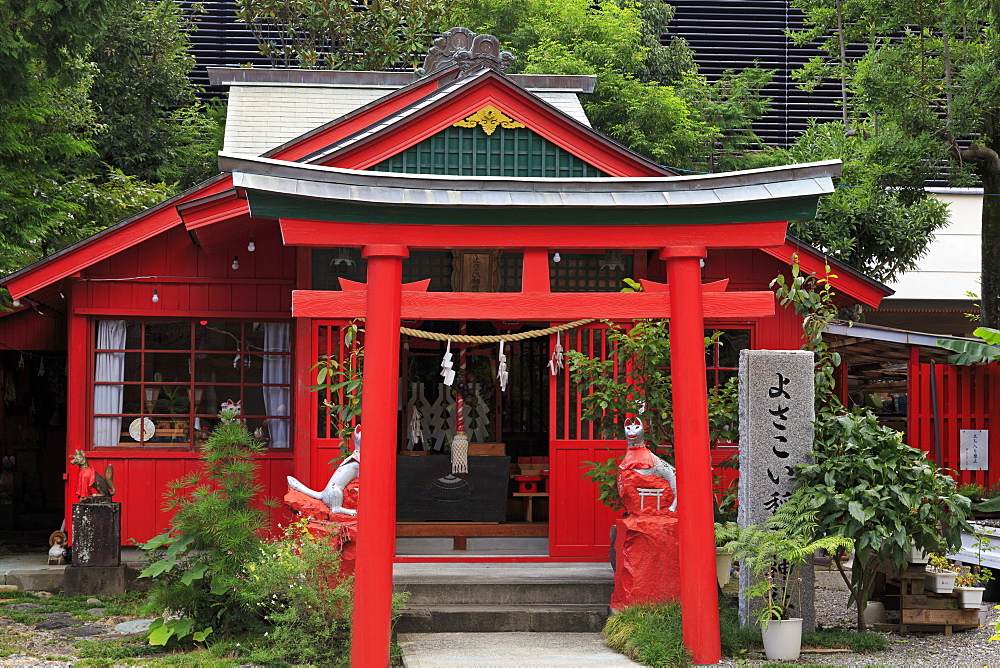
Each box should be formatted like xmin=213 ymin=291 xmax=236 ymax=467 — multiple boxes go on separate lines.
xmin=663 ymin=246 xmax=721 ymax=665
xmin=351 ymin=244 xmax=408 ymax=668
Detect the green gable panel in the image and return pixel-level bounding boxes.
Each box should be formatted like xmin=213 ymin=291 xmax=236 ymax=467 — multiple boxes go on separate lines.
xmin=370 ymin=126 xmax=609 ymax=177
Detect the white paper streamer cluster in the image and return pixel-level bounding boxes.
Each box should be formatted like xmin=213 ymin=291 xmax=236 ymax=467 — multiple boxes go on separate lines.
xmin=497 ymin=340 xmax=509 ymax=392
xmin=440 ymin=338 xmax=456 ymax=386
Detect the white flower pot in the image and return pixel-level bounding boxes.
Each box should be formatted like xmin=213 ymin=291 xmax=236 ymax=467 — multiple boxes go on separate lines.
xmin=925 ymin=568 xmax=958 ymax=594
xmin=863 ymin=601 xmax=887 ymax=625
xmin=909 ymin=545 xmax=929 ymax=564
xmin=761 ymin=617 xmax=802 ymax=661
xmin=955 ymin=585 xmax=986 ymax=609
xmin=715 ymin=547 xmax=733 ymax=587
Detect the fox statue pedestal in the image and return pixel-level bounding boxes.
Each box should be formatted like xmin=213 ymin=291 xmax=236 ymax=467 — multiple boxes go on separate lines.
xmin=284 ymin=479 xmax=360 ymax=580
xmin=610 ymin=418 xmax=682 ymax=611
xmin=64 ymin=500 xmax=125 ymax=595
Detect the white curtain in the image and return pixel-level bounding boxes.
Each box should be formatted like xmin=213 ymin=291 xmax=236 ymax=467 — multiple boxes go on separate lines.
xmin=93 ymin=320 xmax=127 ymax=447
xmin=263 ymin=323 xmax=291 ymax=448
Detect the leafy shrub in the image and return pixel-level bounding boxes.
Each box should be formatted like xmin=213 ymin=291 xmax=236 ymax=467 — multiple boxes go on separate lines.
xmin=139 ymin=409 xmax=273 ymax=645
xmin=232 ymin=519 xmax=356 ymax=666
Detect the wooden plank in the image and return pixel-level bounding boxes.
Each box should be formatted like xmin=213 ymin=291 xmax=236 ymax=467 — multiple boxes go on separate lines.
xmin=901 ymin=595 xmax=959 ymax=610
xmin=293 ymin=289 xmax=776 ymax=320
xmin=395 ymin=522 xmax=548 ymax=537
xmin=280 ymin=219 xmax=789 ymax=250
xmin=901 ymin=608 xmax=979 ymax=625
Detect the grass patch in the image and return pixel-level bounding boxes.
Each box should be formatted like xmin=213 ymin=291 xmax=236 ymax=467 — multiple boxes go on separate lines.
xmin=76 ymin=638 xmax=164 ymax=660
xmin=603 ymin=603 xmax=691 ymax=667
xmin=802 ymin=629 xmax=888 ymax=652
xmin=605 ymin=597 xmax=888 ymax=666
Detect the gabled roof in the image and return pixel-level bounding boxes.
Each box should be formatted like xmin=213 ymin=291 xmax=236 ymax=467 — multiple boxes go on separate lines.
xmin=212 ymin=66 xmax=597 ymax=159
xmin=296 ymin=68 xmax=672 ymax=177
xmin=1 ymin=64 xmax=887 ymax=309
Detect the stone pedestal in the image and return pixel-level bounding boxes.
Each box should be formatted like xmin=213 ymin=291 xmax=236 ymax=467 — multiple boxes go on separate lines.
xmin=63 ymin=565 xmax=126 ymax=596
xmin=284 ymin=483 xmax=359 ymax=581
xmin=610 ymin=516 xmax=680 ymax=611
xmin=71 ymin=501 xmax=121 ymax=567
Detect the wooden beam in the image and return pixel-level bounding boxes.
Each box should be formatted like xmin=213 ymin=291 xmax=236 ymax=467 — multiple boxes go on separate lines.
xmin=292 ymin=289 xmax=775 ymax=319
xmin=279 ymin=219 xmax=789 ymax=250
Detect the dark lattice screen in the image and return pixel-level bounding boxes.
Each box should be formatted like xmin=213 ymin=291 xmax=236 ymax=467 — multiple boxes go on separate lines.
xmin=370 ymin=126 xmax=608 ymax=177
xmin=550 ymin=254 xmax=633 ymax=293
xmin=312 ymin=250 xmax=453 ymax=290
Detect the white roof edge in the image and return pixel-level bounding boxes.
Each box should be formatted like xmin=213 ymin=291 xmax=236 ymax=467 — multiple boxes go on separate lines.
xmin=926 ymin=187 xmax=984 ymax=195
xmin=220 ymin=151 xmax=842 ymax=190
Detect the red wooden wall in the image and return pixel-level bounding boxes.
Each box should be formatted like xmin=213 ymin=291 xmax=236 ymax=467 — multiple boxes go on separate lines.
xmin=68 ymin=218 xmax=298 ymax=544
xmin=910 ymin=363 xmax=1000 ymax=489
xmin=72 ymin=453 xmax=295 ymax=544
xmin=0 ymin=307 xmax=65 ymax=351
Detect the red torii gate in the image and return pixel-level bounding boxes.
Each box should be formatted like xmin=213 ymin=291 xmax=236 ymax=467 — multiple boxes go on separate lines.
xmin=222 ymin=153 xmax=841 ymax=666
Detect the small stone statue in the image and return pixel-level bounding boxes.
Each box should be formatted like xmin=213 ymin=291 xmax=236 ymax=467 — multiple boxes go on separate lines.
xmin=70 ymin=450 xmax=116 ymax=499
xmin=48 ymin=531 xmax=67 ymax=565
xmin=618 ymin=417 xmax=678 ymax=513
xmin=287 ymin=424 xmax=360 ymax=516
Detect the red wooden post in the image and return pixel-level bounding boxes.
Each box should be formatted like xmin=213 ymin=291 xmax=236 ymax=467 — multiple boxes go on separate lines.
xmin=522 ymin=248 xmax=551 ymax=292
xmin=351 ymin=244 xmax=407 ymax=668
xmin=662 ymin=246 xmax=721 ymax=665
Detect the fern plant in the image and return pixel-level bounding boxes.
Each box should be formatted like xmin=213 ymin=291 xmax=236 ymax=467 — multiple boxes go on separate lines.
xmin=723 ymin=510 xmax=851 ymax=626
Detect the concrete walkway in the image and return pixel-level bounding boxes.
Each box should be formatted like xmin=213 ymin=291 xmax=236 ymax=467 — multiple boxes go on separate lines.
xmin=397 ymin=632 xmax=642 ymax=667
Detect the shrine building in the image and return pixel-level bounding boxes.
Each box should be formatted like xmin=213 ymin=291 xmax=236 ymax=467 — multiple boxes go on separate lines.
xmin=0 ymin=29 xmax=891 ymax=663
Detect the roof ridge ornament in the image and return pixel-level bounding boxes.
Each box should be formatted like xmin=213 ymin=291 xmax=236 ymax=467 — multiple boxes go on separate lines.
xmin=453 ymin=105 xmax=526 ymax=135
xmin=417 ymin=27 xmax=515 ymax=78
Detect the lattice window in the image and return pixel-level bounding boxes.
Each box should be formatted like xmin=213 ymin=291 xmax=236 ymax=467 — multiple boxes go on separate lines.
xmin=550 ymin=253 xmax=633 ymax=292
xmin=312 ymin=250 xmax=453 ymax=291
xmin=500 ymin=253 xmax=523 ymax=292
xmin=371 ymin=126 xmax=609 ymax=177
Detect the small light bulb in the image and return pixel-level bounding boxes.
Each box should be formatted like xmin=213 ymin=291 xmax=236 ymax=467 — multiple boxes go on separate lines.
xmin=11 ymin=299 xmax=20 ymax=307
xmin=247 ymin=237 xmax=255 ymax=252
xmin=232 ymin=255 xmax=240 ymax=270
xmin=151 ymin=289 xmax=159 ymax=303
xmin=553 ymin=251 xmax=561 ymax=263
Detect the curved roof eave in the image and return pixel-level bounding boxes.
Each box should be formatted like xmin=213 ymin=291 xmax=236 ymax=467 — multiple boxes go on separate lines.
xmin=221 ymin=152 xmax=841 ymax=215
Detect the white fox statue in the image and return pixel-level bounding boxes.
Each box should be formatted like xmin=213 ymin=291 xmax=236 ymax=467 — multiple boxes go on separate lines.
xmin=287 ymin=424 xmax=361 ymax=516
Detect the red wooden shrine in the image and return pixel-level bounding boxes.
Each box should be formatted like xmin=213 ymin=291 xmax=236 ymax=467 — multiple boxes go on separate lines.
xmin=1 ymin=43 xmax=891 ymax=664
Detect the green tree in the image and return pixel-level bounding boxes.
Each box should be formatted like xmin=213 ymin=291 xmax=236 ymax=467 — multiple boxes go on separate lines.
xmin=0 ymin=0 xmax=220 ymax=282
xmin=448 ymin=0 xmax=774 ymax=171
xmin=236 ymin=0 xmax=450 ymax=70
xmin=89 ymin=0 xmax=222 ymax=186
xmin=790 ymin=0 xmax=1000 ymax=324
xmin=0 ymin=69 xmax=172 ymax=275
xmin=0 ymin=0 xmax=125 ymax=99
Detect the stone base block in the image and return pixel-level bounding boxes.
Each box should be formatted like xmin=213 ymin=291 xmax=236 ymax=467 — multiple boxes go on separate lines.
xmin=63 ymin=565 xmax=126 ymax=596
xmin=611 ymin=516 xmax=680 ymax=611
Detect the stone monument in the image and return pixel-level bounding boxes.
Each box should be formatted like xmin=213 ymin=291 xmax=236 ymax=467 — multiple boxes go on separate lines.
xmin=65 ymin=450 xmax=125 ymax=595
xmin=738 ymin=349 xmax=815 ymax=629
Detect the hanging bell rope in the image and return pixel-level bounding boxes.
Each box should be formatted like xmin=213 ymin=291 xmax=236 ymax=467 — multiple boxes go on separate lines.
xmin=400 ymin=318 xmax=595 ymax=343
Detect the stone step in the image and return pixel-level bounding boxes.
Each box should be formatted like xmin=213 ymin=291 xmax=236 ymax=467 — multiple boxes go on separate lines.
xmin=395 ymin=603 xmax=610 ymax=634
xmin=395 ymin=580 xmax=614 ymax=606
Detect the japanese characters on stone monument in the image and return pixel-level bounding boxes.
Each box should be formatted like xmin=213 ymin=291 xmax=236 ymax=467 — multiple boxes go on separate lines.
xmin=738 ymin=349 xmax=815 ymax=629
xmin=960 ymin=429 xmax=989 ymax=471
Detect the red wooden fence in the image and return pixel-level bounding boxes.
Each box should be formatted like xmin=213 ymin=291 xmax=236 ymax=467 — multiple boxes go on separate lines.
xmin=909 ymin=363 xmax=1000 ymax=489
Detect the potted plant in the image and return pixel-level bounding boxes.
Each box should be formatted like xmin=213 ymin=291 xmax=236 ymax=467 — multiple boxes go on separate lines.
xmin=953 ymin=568 xmax=988 ymax=608
xmin=925 ymin=554 xmax=959 ymax=594
xmin=714 ymin=521 xmax=739 ymax=587
xmin=723 ymin=513 xmax=851 ymax=661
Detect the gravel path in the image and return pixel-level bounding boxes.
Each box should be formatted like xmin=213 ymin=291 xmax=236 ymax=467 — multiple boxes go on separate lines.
xmin=721 ymin=580 xmax=1000 ymax=667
